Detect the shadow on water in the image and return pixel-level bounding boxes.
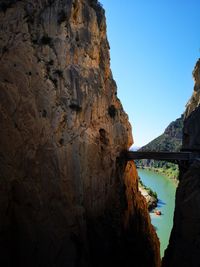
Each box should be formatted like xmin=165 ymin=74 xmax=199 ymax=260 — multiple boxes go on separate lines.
xmin=157 ymin=199 xmax=166 ymax=208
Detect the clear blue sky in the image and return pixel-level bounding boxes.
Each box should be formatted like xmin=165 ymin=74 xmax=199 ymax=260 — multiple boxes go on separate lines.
xmin=100 ymin=0 xmax=200 ymax=147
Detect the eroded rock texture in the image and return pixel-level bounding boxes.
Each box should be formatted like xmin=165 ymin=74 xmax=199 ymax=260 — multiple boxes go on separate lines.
xmin=162 ymin=59 xmax=200 ymax=267
xmin=0 ymin=1 xmax=160 ymax=266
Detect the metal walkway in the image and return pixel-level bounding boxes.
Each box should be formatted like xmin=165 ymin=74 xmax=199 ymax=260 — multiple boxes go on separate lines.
xmin=126 ymin=151 xmax=200 ymax=164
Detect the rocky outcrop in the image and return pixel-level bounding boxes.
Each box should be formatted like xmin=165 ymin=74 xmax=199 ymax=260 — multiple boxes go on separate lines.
xmin=138 ymin=178 xmax=158 ymax=211
xmin=183 ymin=59 xmax=200 ymax=151
xmin=184 ymin=59 xmax=200 ymax=119
xmin=139 ymin=187 xmax=157 ymax=211
xmin=162 ymin=59 xmax=200 ymax=266
xmin=0 ymin=1 xmax=160 ymax=266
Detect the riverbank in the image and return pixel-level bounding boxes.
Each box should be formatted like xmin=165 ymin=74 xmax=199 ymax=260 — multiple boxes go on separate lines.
xmin=138 ymin=169 xmax=177 ymax=257
xmin=138 ymin=177 xmax=158 ymax=210
xmin=138 ymin=166 xmax=179 ymax=186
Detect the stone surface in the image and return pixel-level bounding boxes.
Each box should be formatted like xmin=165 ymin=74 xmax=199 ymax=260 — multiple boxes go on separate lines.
xmin=183 ymin=58 xmax=200 ymax=150
xmin=0 ymin=1 xmax=160 ymax=266
xmin=162 ymin=59 xmax=200 ymax=266
xmin=139 ymin=187 xmax=157 ymax=211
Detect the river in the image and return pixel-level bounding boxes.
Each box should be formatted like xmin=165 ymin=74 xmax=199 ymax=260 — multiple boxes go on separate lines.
xmin=137 ymin=169 xmax=177 ymax=258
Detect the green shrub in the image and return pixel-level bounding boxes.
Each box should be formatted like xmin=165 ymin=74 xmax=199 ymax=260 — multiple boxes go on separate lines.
xmin=139 ymin=177 xmax=158 ymax=200
xmin=148 ymin=188 xmax=157 ymax=199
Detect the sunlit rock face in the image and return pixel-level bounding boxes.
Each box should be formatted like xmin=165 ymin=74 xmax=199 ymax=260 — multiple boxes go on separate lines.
xmin=162 ymin=59 xmax=200 ymax=267
xmin=0 ymin=1 xmax=160 ymax=266
xmin=183 ymin=59 xmax=200 ymax=151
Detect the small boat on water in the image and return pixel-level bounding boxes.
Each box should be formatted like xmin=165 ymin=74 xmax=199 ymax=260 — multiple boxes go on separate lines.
xmin=154 ymin=210 xmax=162 ymax=216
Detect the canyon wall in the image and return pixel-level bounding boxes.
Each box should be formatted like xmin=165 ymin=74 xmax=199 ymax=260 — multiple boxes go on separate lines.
xmin=0 ymin=1 xmax=160 ymax=266
xmin=162 ymin=59 xmax=200 ymax=267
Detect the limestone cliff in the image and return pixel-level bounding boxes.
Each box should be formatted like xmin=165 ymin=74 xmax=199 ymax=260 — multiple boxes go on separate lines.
xmin=162 ymin=59 xmax=200 ymax=266
xmin=0 ymin=1 xmax=160 ymax=266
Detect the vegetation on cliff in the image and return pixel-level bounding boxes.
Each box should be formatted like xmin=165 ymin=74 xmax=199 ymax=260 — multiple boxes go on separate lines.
xmin=136 ymin=116 xmax=183 ymax=182
xmin=138 ymin=176 xmax=158 ymax=211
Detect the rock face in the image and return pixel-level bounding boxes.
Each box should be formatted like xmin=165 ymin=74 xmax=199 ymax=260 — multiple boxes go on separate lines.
xmin=0 ymin=1 xmax=160 ymax=266
xmin=139 ymin=186 xmax=157 ymax=211
xmin=139 ymin=115 xmax=183 ymax=153
xmin=162 ymin=59 xmax=200 ymax=266
xmin=183 ymin=59 xmax=200 ymax=151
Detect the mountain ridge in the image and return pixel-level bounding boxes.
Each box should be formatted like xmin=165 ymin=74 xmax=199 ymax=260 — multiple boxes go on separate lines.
xmin=136 ymin=115 xmax=183 ymax=180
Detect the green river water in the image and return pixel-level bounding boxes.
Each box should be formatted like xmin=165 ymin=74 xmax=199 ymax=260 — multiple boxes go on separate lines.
xmin=138 ymin=169 xmax=177 ymax=258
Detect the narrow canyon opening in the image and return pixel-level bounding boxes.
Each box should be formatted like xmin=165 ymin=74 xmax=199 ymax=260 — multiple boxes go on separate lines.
xmin=1 ymin=1 xmax=200 ymax=267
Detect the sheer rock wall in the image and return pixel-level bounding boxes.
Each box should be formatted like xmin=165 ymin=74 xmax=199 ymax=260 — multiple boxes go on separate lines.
xmin=0 ymin=1 xmax=160 ymax=266
xmin=162 ymin=59 xmax=200 ymax=267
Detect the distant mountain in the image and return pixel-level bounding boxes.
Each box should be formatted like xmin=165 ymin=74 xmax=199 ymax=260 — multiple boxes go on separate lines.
xmin=130 ymin=145 xmax=141 ymax=151
xmin=136 ymin=115 xmax=183 ymax=181
xmin=139 ymin=115 xmax=183 ymax=152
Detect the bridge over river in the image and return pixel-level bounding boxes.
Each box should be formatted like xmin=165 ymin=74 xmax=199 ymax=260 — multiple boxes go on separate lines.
xmin=126 ymin=151 xmax=200 ymax=164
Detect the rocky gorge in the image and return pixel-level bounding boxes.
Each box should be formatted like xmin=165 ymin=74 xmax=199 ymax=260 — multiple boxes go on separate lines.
xmin=2 ymin=1 xmax=200 ymax=266
xmin=0 ymin=1 xmax=160 ymax=266
xmin=162 ymin=59 xmax=200 ymax=267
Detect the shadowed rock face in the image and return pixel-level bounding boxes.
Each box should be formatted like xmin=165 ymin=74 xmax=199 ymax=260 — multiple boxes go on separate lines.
xmin=0 ymin=1 xmax=160 ymax=266
xmin=162 ymin=59 xmax=200 ymax=267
